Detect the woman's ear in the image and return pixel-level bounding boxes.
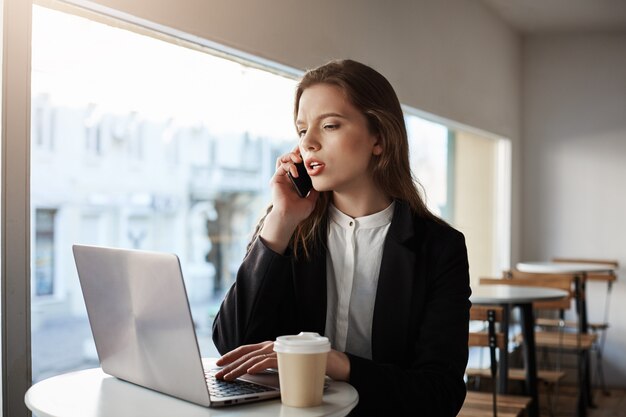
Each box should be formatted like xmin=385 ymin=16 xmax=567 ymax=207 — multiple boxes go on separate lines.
xmin=372 ymin=137 xmax=383 ymax=156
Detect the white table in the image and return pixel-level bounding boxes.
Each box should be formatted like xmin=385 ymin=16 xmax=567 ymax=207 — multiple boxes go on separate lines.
xmin=25 ymin=368 xmax=359 ymax=417
xmin=471 ymin=285 xmax=569 ymax=305
xmin=516 ymin=261 xmax=616 ymax=275
xmin=471 ymin=285 xmax=568 ymax=417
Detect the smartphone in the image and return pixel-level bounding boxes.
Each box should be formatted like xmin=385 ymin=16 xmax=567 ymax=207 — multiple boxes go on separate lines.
xmin=287 ymin=162 xmax=313 ymax=198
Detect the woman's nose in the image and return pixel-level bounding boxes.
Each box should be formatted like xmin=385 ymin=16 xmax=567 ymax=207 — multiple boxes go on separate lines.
xmin=300 ymin=131 xmax=320 ymax=151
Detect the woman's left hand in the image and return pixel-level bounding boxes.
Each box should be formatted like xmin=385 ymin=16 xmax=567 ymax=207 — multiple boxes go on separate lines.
xmin=214 ymin=341 xmax=276 ymax=380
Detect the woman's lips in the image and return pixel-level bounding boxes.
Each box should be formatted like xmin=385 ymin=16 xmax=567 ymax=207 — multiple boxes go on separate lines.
xmin=306 ymin=159 xmax=325 ymax=176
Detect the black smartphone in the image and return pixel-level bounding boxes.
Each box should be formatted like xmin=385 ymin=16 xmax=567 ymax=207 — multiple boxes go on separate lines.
xmin=287 ymin=162 xmax=313 ymax=198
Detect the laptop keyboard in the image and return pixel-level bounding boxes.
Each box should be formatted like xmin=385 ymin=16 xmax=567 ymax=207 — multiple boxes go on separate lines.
xmin=205 ymin=369 xmax=277 ymax=398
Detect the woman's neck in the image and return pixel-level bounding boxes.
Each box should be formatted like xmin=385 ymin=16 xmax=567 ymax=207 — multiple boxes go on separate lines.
xmin=331 ymin=188 xmax=392 ymax=218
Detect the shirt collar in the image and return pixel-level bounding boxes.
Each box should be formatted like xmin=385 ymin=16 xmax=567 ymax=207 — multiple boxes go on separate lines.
xmin=329 ymin=201 xmax=395 ymax=230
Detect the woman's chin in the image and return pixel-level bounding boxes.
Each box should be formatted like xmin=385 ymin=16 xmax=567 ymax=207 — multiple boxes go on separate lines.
xmin=311 ymin=180 xmax=332 ymax=193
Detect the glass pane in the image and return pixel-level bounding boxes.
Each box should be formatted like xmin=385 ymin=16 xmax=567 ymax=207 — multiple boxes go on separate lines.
xmin=30 ymin=5 xmax=297 ymax=382
xmin=405 ymin=115 xmax=450 ymax=219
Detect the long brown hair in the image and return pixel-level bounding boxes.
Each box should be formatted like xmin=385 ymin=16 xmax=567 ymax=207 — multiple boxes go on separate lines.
xmin=252 ymin=59 xmax=439 ymax=259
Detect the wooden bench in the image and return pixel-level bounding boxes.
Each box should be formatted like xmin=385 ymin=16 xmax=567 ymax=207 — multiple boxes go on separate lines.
xmin=535 ymin=317 xmax=608 ymax=331
xmin=466 ymin=367 xmax=565 ymax=385
xmin=515 ymin=331 xmax=597 ymax=350
xmin=460 ymin=391 xmax=531 ymax=417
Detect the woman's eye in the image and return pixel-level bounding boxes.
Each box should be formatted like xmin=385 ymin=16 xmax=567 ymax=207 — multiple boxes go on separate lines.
xmin=298 ymin=129 xmax=307 ymax=137
xmin=323 ymin=124 xmax=338 ymax=130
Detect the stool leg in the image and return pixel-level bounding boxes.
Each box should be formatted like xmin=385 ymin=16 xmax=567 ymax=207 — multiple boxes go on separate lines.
xmin=595 ymin=343 xmax=609 ymax=396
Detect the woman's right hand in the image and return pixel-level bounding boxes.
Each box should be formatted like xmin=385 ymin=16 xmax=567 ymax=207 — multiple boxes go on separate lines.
xmin=271 ymin=146 xmax=318 ymax=221
xmin=260 ymin=146 xmax=319 ymax=254
xmin=214 ymin=341 xmax=350 ymax=383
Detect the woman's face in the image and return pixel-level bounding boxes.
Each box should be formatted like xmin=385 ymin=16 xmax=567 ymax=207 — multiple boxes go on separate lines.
xmin=296 ymin=83 xmax=382 ymax=194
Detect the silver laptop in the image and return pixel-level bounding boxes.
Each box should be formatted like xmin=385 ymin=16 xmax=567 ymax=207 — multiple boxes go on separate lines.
xmin=72 ymin=244 xmax=281 ymax=407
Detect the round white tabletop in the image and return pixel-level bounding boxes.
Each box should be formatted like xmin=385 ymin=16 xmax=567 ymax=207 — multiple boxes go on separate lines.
xmin=470 ymin=285 xmax=569 ymax=304
xmin=25 ymin=368 xmax=359 ymax=417
xmin=516 ymin=261 xmax=616 ymax=274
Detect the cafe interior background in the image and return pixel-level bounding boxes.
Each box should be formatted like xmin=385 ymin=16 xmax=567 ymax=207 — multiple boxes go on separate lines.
xmin=2 ymin=0 xmax=625 ymax=413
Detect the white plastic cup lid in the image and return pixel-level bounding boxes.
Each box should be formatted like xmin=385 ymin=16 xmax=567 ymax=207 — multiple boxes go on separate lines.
xmin=273 ymin=332 xmax=331 ymax=354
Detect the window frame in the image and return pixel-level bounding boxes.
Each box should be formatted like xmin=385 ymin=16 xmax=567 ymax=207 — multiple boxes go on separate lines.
xmin=2 ymin=0 xmax=33 ymax=415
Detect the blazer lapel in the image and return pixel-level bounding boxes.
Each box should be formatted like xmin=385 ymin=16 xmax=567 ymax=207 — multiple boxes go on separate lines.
xmin=372 ymin=201 xmax=420 ymax=362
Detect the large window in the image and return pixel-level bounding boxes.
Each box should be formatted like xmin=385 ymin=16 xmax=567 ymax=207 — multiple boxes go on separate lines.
xmin=30 ymin=3 xmax=510 ymax=384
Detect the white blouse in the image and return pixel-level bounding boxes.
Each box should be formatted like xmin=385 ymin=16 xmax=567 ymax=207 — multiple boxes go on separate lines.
xmin=324 ymin=201 xmax=395 ymax=359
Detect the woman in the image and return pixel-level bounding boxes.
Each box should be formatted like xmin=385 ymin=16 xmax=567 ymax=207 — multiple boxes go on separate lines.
xmin=212 ymin=59 xmax=471 ymax=416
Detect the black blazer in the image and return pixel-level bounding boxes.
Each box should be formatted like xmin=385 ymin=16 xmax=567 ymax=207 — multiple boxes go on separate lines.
xmin=212 ymin=200 xmax=471 ymax=416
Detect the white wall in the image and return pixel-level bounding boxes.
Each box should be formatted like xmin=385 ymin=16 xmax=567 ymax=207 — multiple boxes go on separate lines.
xmin=522 ymin=33 xmax=626 ymax=387
xmin=82 ymin=0 xmax=523 ymax=262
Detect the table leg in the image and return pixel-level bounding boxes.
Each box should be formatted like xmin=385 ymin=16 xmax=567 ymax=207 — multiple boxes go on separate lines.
xmin=577 ymin=350 xmax=589 ymax=417
xmin=575 ymin=274 xmax=588 ymax=333
xmin=519 ymin=304 xmax=539 ymax=417
xmin=585 ymin=354 xmax=595 ymax=409
xmin=575 ymin=274 xmax=595 ymax=410
xmin=498 ymin=305 xmax=510 ymax=394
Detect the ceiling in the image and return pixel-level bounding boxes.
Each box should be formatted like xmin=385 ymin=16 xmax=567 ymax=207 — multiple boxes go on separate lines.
xmin=481 ymin=0 xmax=626 ymax=34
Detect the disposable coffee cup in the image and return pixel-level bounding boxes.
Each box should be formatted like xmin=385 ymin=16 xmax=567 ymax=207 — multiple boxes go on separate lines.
xmin=273 ymin=332 xmax=331 ymax=407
